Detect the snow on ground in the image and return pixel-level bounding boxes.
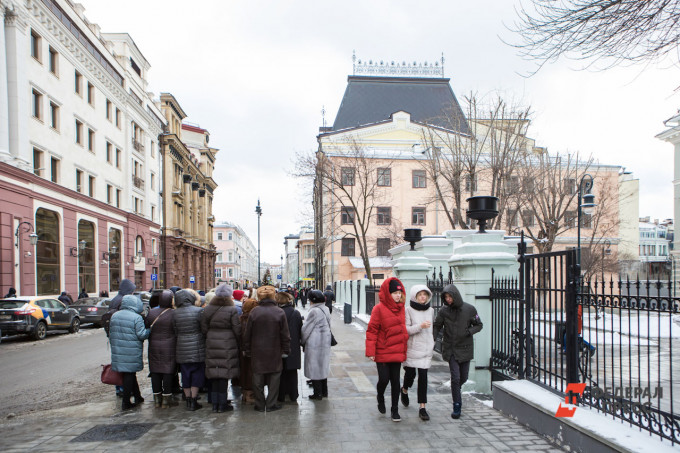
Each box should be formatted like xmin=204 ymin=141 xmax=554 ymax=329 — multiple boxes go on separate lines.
xmin=356 ymin=313 xmax=371 ymax=325
xmin=350 ymin=322 xmax=365 ymax=332
xmin=495 ymin=380 xmax=679 ymax=452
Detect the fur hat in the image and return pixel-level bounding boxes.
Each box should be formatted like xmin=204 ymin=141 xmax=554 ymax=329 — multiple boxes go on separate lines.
xmin=257 ymin=285 xmax=276 ymax=301
xmin=215 ymin=284 xmax=233 ymax=299
xmin=233 ymin=290 xmax=245 ymax=301
xmin=275 ymin=291 xmax=294 ymax=305
xmin=204 ymin=291 xmax=216 ymax=305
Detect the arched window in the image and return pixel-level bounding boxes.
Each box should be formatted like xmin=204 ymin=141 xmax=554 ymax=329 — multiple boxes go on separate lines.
xmin=135 ymin=235 xmax=144 ymax=258
xmin=78 ymin=220 xmax=96 ymax=293
xmin=108 ymin=228 xmax=122 ymax=292
xmin=35 ymin=208 xmax=60 ymax=295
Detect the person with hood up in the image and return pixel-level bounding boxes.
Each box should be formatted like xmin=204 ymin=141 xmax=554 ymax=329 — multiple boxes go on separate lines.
xmin=239 ymin=297 xmax=258 ymax=404
xmin=58 ymin=291 xmax=72 ymax=306
xmin=243 ymin=285 xmax=290 ymax=412
xmin=323 ymin=285 xmax=335 ymax=314
xmin=276 ymin=290 xmax=302 ymax=403
xmin=433 ymin=284 xmax=483 ymax=419
xmin=146 ymin=289 xmax=177 ymax=409
xmin=366 ymin=277 xmax=409 ymax=422
xmin=200 ymin=284 xmax=241 ymax=413
xmin=400 ymin=285 xmax=434 ymax=421
xmin=102 ymin=279 xmax=136 ymax=336
xmin=4 ymin=287 xmax=16 ymax=298
xmin=301 ymin=289 xmax=331 ymax=400
xmin=173 ymin=289 xmax=206 ymax=411
xmin=109 ymin=294 xmax=150 ymax=410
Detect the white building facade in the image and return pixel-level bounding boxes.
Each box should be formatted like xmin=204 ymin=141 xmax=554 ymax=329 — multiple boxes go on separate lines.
xmin=214 ymin=221 xmax=257 ymax=289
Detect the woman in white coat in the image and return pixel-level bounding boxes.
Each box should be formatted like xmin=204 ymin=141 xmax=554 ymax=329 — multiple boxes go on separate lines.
xmin=400 ymin=284 xmax=434 ymax=420
xmin=301 ymin=289 xmax=332 ymax=400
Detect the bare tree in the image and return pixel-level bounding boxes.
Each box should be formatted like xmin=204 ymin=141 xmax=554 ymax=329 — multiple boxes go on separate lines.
xmin=420 ymin=93 xmax=532 ymax=230
xmin=296 ymin=140 xmax=393 ymax=285
xmin=511 ymin=0 xmax=680 ymax=69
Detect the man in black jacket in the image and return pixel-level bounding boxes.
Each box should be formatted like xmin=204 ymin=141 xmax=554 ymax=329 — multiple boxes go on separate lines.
xmin=323 ymin=285 xmax=335 ymax=314
xmin=433 ymin=283 xmax=483 ymax=420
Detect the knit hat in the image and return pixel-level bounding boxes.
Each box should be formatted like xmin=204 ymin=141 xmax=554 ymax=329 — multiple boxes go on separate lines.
xmin=389 ymin=279 xmax=404 ymax=294
xmin=233 ymin=290 xmax=245 ymax=301
xmin=257 ymin=285 xmax=276 ymax=300
xmin=215 ymin=284 xmax=233 ymax=299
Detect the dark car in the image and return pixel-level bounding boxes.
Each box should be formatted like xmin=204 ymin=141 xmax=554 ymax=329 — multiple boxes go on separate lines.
xmin=133 ymin=291 xmax=151 ymax=317
xmin=0 ymin=297 xmax=80 ymax=340
xmin=69 ymin=297 xmax=110 ymax=327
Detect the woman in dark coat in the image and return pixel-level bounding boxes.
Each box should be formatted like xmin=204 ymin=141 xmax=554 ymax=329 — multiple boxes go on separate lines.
xmin=146 ymin=290 xmax=176 ymax=408
xmin=200 ymin=284 xmax=241 ymax=412
xmin=239 ymin=298 xmax=258 ymax=404
xmin=276 ymin=291 xmax=302 ymax=403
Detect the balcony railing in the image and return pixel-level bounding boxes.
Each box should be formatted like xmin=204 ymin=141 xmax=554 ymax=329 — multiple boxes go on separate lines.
xmin=132 ymin=175 xmax=144 ymax=189
xmin=132 ymin=139 xmax=145 ymax=152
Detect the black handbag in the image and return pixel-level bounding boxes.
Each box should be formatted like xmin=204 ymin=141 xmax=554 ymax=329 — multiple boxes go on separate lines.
xmin=331 ymin=332 xmax=338 ymax=347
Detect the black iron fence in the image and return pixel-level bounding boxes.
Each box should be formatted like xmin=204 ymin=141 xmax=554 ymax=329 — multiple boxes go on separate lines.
xmin=365 ymin=285 xmax=379 ymax=315
xmin=491 ymin=236 xmax=680 ymax=443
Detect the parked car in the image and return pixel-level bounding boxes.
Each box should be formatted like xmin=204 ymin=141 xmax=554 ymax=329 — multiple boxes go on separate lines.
xmin=0 ymin=297 xmax=80 ymax=340
xmin=133 ymin=291 xmax=151 ymax=317
xmin=69 ymin=297 xmax=110 ymax=327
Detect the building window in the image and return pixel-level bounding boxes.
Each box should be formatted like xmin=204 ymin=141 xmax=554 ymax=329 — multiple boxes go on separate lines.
xmin=582 ymin=213 xmax=592 ymax=229
xmin=50 ymin=156 xmax=59 ymax=183
xmin=565 ymin=210 xmax=577 ymax=228
xmin=108 ymin=228 xmax=122 ymax=292
xmin=506 ymin=175 xmax=520 ymax=192
xmin=32 ymin=89 xmax=42 ymax=120
xmin=341 ymin=207 xmax=355 ymax=224
xmin=78 ymin=220 xmax=96 ymax=293
xmin=106 ymin=184 xmax=112 ymax=204
xmin=217 ymin=252 xmax=223 ymax=262
xmin=377 ymin=168 xmax=391 ymax=186
xmin=465 ymin=173 xmax=477 ymax=192
xmin=49 ymin=102 xmax=59 ymax=130
xmin=87 ymin=129 xmax=95 ymax=152
xmin=150 ymin=173 xmax=155 ymax=190
xmin=507 ymin=209 xmax=519 ymax=228
xmin=48 ymin=46 xmax=58 ymax=75
xmin=116 ymin=189 xmax=121 ymax=208
xmin=217 ymin=232 xmax=223 ymax=240
xmin=228 ymin=251 xmax=234 ymax=262
xmin=377 ymin=207 xmax=391 ymax=225
xmin=35 ymin=208 xmax=60 ymax=295
xmin=151 ymin=205 xmax=155 ymax=222
xmin=74 ymin=70 xmax=82 ymax=95
xmin=341 ymin=237 xmax=355 ymax=256
xmin=87 ymin=82 xmax=94 ymax=106
xmin=33 ymin=148 xmax=43 ymax=177
xmin=115 ymin=108 xmax=121 ymax=128
xmin=150 ymin=141 xmax=155 ymax=158
xmin=115 ymin=148 xmax=121 ymax=169
xmin=76 ymin=169 xmax=83 ymax=193
xmin=106 ymin=99 xmax=112 ymax=120
xmin=377 ymin=238 xmax=391 ymax=256
xmin=412 ymin=207 xmax=426 ymax=225
xmin=565 ymin=178 xmax=577 ymax=195
xmin=341 ymin=167 xmax=355 ymax=186
xmin=106 ymin=142 xmax=112 ymax=163
xmin=412 ymin=170 xmax=426 ymax=188
xmin=522 ymin=209 xmax=535 ymax=227
xmin=88 ymin=175 xmax=95 ymax=197
xmin=30 ymin=30 xmax=41 ymax=62
xmin=75 ymin=119 xmax=83 ymax=145
xmin=228 ymin=232 xmax=233 ymax=241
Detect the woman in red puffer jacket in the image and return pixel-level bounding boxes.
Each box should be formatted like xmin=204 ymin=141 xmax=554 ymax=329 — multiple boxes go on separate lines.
xmin=366 ymin=277 xmax=409 ymax=422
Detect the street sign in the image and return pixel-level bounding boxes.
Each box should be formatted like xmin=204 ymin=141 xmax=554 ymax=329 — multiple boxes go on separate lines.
xmin=190 ymin=276 xmax=195 ymax=283
xmin=150 ymin=274 xmax=158 ymax=281
xmin=277 ymin=274 xmax=282 ymax=280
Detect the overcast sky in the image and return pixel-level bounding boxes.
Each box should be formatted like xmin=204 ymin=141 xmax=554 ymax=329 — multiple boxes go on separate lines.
xmin=80 ymin=0 xmax=680 ymax=264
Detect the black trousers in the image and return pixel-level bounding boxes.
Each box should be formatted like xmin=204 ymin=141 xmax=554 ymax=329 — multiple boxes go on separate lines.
xmin=448 ymin=358 xmax=470 ymax=404
xmin=150 ymin=372 xmax=173 ymax=395
xmin=376 ymin=362 xmax=401 ymax=409
xmin=311 ymin=379 xmax=328 ymax=397
xmin=403 ymin=366 xmax=428 ymax=404
xmin=122 ymin=372 xmax=141 ymax=402
xmin=278 ymin=369 xmax=299 ymax=401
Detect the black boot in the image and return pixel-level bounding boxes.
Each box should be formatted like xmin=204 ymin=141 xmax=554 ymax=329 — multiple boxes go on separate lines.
xmin=188 ymin=396 xmax=202 ymax=411
xmin=377 ymin=394 xmax=386 ymax=414
xmin=211 ymin=392 xmax=219 ymax=412
xmin=309 ymin=380 xmax=323 ymax=400
xmin=153 ymin=393 xmax=162 ymax=408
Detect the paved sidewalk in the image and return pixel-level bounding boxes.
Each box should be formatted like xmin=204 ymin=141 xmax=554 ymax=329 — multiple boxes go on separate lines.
xmin=0 ymin=306 xmax=565 ymax=452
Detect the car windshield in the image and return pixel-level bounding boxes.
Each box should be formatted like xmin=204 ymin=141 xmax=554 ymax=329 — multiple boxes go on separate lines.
xmin=0 ymin=300 xmax=28 ymax=309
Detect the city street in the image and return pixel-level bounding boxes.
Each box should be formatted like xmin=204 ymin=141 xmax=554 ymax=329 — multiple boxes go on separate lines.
xmin=0 ymin=308 xmax=565 ymax=452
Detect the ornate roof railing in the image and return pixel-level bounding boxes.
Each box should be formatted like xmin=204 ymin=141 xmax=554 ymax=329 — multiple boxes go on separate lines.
xmin=352 ymin=51 xmax=445 ymax=78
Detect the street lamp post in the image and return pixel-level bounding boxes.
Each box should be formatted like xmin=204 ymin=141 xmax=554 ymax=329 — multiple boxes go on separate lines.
xmin=576 ymin=174 xmax=596 ymax=272
xmin=255 ymin=199 xmax=262 ymax=286
xmin=280 ymin=254 xmax=283 ymax=287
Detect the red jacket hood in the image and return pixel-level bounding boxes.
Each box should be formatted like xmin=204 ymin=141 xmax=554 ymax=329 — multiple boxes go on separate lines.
xmin=379 ymin=277 xmax=406 ymax=313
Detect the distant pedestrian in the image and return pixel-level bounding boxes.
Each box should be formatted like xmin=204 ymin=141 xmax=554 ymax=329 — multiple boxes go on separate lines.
xmin=366 ymin=277 xmax=408 ymax=422
xmin=173 ymin=289 xmax=206 ymax=411
xmin=239 ymin=297 xmax=258 ymax=404
xmin=401 ymin=285 xmax=434 ymax=421
xmin=232 ymin=290 xmax=245 ymax=316
xmin=200 ymin=284 xmax=241 ymax=413
xmin=243 ymin=285 xmax=290 ymax=412
xmin=100 ymin=290 xmax=109 ymax=298
xmin=4 ymin=287 xmax=16 ymax=298
xmin=433 ymin=284 xmax=483 ymax=419
xmin=301 ymin=289 xmax=331 ymax=400
xmin=58 ymin=291 xmax=72 ymax=306
xmin=146 ymin=290 xmax=177 ymax=408
xmin=276 ymin=291 xmax=302 ymax=403
xmin=110 ymin=295 xmax=150 ymax=410
xmin=300 ymin=288 xmax=307 ymax=309
xmin=78 ymin=288 xmax=88 ymax=300
xmin=323 ymin=285 xmax=335 ymax=314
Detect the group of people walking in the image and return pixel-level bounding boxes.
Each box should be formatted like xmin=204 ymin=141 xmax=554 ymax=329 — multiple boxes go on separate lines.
xmin=366 ymin=277 xmax=483 ymax=422
xmin=106 ymin=279 xmax=334 ymax=413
